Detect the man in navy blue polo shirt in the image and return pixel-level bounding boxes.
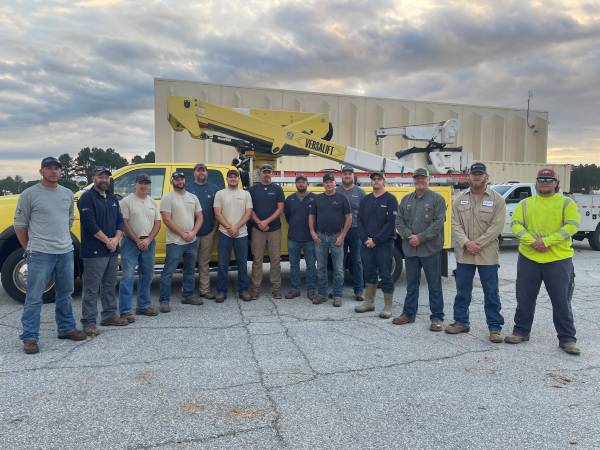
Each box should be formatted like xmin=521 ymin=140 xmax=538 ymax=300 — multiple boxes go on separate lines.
xmin=77 ymin=166 xmax=128 ymax=336
xmin=309 ymin=173 xmax=352 ymax=306
xmin=186 ymin=163 xmax=219 ymax=299
xmin=249 ymin=164 xmax=285 ymax=300
xmin=284 ymin=174 xmax=317 ymax=301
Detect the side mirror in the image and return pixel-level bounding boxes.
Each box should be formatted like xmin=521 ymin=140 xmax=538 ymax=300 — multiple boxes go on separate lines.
xmin=73 ymin=176 xmax=88 ymax=188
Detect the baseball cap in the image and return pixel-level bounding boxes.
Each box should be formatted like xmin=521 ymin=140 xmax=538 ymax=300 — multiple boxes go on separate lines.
xmin=412 ymin=168 xmax=430 ymax=178
xmin=226 ymin=169 xmax=239 ymax=177
xmin=135 ymin=173 xmax=151 ymax=183
xmin=194 ymin=163 xmax=207 ymax=170
xmin=370 ymin=171 xmax=384 ymax=179
xmin=170 ymin=171 xmax=185 ymax=180
xmin=93 ymin=166 xmax=112 ymax=176
xmin=537 ymin=168 xmax=557 ymax=179
xmin=469 ymin=162 xmax=487 ymax=174
xmin=295 ymin=174 xmax=308 ymax=182
xmin=259 ymin=164 xmax=273 ymax=172
xmin=41 ymin=156 xmax=62 ymax=168
xmin=323 ymin=173 xmax=335 ymax=182
xmin=341 ymin=165 xmax=354 ymax=173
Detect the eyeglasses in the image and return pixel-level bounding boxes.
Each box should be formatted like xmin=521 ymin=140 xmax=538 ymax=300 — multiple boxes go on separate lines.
xmin=536 ymin=177 xmax=556 ymax=184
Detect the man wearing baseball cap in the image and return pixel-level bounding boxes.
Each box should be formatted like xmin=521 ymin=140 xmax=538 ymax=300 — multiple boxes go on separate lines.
xmin=14 ymin=156 xmax=86 ymax=353
xmin=308 ymin=172 xmax=352 ymax=306
xmin=445 ymin=162 xmax=506 ymax=342
xmin=337 ymin=166 xmax=366 ymax=301
xmin=284 ymin=174 xmax=318 ymax=300
xmin=505 ymin=168 xmax=581 ymax=355
xmin=393 ymin=168 xmax=447 ymax=331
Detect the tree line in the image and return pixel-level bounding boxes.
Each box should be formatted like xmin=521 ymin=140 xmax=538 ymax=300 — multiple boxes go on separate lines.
xmin=0 ymin=148 xmax=155 ymax=195
xmin=570 ymin=164 xmax=600 ymax=193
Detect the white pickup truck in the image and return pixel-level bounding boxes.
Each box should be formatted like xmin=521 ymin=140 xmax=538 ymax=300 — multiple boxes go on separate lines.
xmin=490 ymin=182 xmax=600 ymax=250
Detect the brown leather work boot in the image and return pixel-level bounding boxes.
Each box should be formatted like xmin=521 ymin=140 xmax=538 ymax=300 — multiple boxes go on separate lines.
xmin=307 ymin=290 xmax=317 ymax=301
xmin=58 ymin=329 xmax=87 ymax=341
xmin=120 ymin=313 xmax=136 ymax=323
xmin=445 ymin=322 xmax=470 ymax=334
xmin=504 ymin=334 xmax=529 ymax=344
xmin=285 ymin=289 xmax=301 ymax=299
xmin=181 ymin=296 xmax=203 ymax=305
xmin=332 ymin=297 xmax=342 ymax=307
xmin=489 ymin=331 xmax=503 ymax=343
xmin=559 ymin=341 xmax=581 ymax=355
xmin=101 ymin=315 xmax=129 ymax=326
xmin=200 ymin=291 xmax=216 ymax=299
xmin=215 ymin=292 xmax=226 ymax=303
xmin=239 ymin=291 xmax=251 ymax=301
xmin=272 ymin=291 xmax=283 ymax=299
xmin=392 ymin=313 xmax=415 ymax=325
xmin=159 ymin=302 xmax=171 ymax=313
xmin=430 ymin=320 xmax=443 ymax=332
xmin=136 ymin=307 xmax=158 ymax=316
xmin=84 ymin=324 xmax=100 ymax=337
xmin=23 ymin=340 xmax=39 ymax=354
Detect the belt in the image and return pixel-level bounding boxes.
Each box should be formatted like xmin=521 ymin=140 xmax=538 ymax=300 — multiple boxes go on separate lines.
xmin=318 ymin=231 xmax=339 ymax=236
xmin=138 ymin=235 xmax=149 ymax=239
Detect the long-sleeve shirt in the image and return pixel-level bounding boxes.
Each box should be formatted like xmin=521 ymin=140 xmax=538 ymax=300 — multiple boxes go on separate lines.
xmin=452 ymin=188 xmax=506 ymax=265
xmin=511 ymin=193 xmax=579 ymax=263
xmin=358 ymin=191 xmax=398 ymax=244
xmin=336 ymin=185 xmax=365 ymax=228
xmin=396 ymin=190 xmax=446 ymax=257
xmin=77 ymin=187 xmax=124 ymax=258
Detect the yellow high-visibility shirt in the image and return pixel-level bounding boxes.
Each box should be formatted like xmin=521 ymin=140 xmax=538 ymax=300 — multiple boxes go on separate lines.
xmin=511 ymin=193 xmax=580 ymax=263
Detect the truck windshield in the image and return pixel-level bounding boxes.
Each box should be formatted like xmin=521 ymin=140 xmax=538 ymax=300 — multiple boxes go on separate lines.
xmin=491 ymin=185 xmax=511 ymax=196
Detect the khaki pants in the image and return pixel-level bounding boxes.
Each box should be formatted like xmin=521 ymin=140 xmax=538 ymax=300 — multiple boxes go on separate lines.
xmin=197 ymin=229 xmax=215 ymax=294
xmin=251 ymin=228 xmax=281 ymax=293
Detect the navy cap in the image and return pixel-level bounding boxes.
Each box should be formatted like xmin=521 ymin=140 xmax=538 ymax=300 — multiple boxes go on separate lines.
xmin=194 ymin=163 xmax=207 ymax=170
xmin=93 ymin=166 xmax=112 ymax=176
xmin=469 ymin=162 xmax=487 ymax=174
xmin=295 ymin=174 xmax=308 ymax=182
xmin=170 ymin=171 xmax=185 ymax=180
xmin=323 ymin=173 xmax=335 ymax=182
xmin=412 ymin=168 xmax=430 ymax=178
xmin=370 ymin=171 xmax=384 ymax=179
xmin=259 ymin=164 xmax=273 ymax=172
xmin=41 ymin=156 xmax=62 ymax=168
xmin=135 ymin=173 xmax=151 ymax=183
xmin=341 ymin=165 xmax=354 ymax=173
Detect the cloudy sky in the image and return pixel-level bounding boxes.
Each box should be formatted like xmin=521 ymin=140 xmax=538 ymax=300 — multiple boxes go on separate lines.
xmin=1 ymin=0 xmax=599 ymax=179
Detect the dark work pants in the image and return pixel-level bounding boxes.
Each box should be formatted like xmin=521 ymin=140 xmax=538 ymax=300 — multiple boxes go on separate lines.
xmin=513 ymin=254 xmax=576 ymax=343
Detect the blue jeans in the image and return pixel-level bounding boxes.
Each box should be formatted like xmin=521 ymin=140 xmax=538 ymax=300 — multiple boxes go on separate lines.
xmin=316 ymin=232 xmax=344 ymax=298
xmin=288 ymin=239 xmax=317 ymax=292
xmin=20 ymin=251 xmax=77 ymax=342
xmin=361 ymin=240 xmax=394 ymax=293
xmin=159 ymin=241 xmax=198 ymax=302
xmin=344 ymin=227 xmax=364 ymax=294
xmin=403 ymin=252 xmax=444 ymax=321
xmin=119 ymin=238 xmax=156 ymax=314
xmin=453 ymin=263 xmax=504 ymax=331
xmin=217 ymin=232 xmax=249 ymax=294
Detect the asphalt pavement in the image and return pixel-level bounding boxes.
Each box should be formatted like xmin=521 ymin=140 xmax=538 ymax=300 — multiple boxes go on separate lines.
xmin=1 ymin=243 xmax=599 ymax=449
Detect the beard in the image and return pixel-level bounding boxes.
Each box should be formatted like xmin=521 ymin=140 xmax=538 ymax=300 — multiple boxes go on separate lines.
xmin=297 ymin=187 xmax=307 ymax=193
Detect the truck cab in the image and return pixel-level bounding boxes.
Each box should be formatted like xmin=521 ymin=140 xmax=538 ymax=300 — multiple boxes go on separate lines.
xmin=490 ymin=182 xmax=536 ymax=240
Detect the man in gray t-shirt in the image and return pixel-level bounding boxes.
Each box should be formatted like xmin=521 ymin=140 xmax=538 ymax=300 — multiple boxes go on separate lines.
xmin=13 ymin=157 xmax=86 ymax=354
xmin=336 ymin=166 xmax=366 ymax=300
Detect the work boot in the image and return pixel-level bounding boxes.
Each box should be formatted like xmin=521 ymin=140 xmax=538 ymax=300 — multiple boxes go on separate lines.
xmin=84 ymin=324 xmax=101 ymax=337
xmin=312 ymin=294 xmax=326 ymax=305
xmin=239 ymin=291 xmax=251 ymax=302
xmin=307 ymin=290 xmax=317 ymax=301
xmin=136 ymin=307 xmax=158 ymax=316
xmin=354 ymin=292 xmax=364 ymax=302
xmin=23 ymin=340 xmax=39 ymax=354
xmin=200 ymin=291 xmax=216 ymax=299
xmin=58 ymin=329 xmax=87 ymax=341
xmin=559 ymin=341 xmax=581 ymax=355
xmin=445 ymin=322 xmax=470 ymax=334
xmin=355 ymin=283 xmax=376 ymax=313
xmin=215 ymin=292 xmax=226 ymax=303
xmin=181 ymin=296 xmax=203 ymax=305
xmin=272 ymin=291 xmax=283 ymax=299
xmin=489 ymin=331 xmax=503 ymax=343
xmin=379 ymin=292 xmax=394 ymax=319
xmin=285 ymin=289 xmax=301 ymax=299
xmin=504 ymin=334 xmax=529 ymax=344
xmin=430 ymin=320 xmax=443 ymax=332
xmin=392 ymin=313 xmax=415 ymax=325
xmin=332 ymin=297 xmax=342 ymax=307
xmin=250 ymin=290 xmax=259 ymax=301
xmin=101 ymin=315 xmax=129 ymax=326
xmin=159 ymin=302 xmax=171 ymax=313
xmin=120 ymin=313 xmax=136 ymax=323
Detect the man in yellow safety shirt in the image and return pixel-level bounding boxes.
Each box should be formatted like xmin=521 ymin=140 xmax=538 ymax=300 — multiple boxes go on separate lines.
xmin=505 ymin=168 xmax=581 ymax=355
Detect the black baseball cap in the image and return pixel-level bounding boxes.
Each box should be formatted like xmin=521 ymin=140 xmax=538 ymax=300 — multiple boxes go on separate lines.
xmin=259 ymin=164 xmax=273 ymax=172
xmin=341 ymin=165 xmax=354 ymax=173
xmin=413 ymin=168 xmax=430 ymax=178
xmin=323 ymin=173 xmax=335 ymax=182
xmin=226 ymin=169 xmax=239 ymax=177
xmin=93 ymin=166 xmax=112 ymax=176
xmin=370 ymin=171 xmax=384 ymax=179
xmin=170 ymin=171 xmax=185 ymax=180
xmin=469 ymin=162 xmax=487 ymax=174
xmin=194 ymin=163 xmax=207 ymax=170
xmin=295 ymin=174 xmax=308 ymax=182
xmin=41 ymin=156 xmax=62 ymax=168
xmin=135 ymin=174 xmax=151 ymax=183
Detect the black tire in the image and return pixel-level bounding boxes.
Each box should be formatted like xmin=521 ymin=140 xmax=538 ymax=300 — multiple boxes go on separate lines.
xmin=589 ymin=226 xmax=600 ymax=251
xmin=391 ymin=246 xmax=403 ymax=282
xmin=1 ymin=248 xmax=55 ymax=304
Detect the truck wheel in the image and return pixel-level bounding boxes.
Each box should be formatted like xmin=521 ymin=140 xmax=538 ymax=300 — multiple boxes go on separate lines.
xmin=1 ymin=248 xmax=55 ymax=304
xmin=391 ymin=247 xmax=403 ymax=282
xmin=589 ymin=226 xmax=600 ymax=251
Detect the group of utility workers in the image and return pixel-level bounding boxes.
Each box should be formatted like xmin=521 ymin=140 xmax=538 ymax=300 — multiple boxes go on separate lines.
xmin=14 ymin=157 xmax=581 ymax=356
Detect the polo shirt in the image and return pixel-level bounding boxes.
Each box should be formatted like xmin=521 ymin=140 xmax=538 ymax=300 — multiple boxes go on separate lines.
xmin=284 ymin=192 xmax=317 ymax=242
xmin=77 ymin=187 xmax=124 ymax=258
xmin=249 ymin=183 xmax=285 ymax=231
xmin=336 ymin=185 xmax=365 ymax=228
xmin=309 ymin=192 xmax=351 ymax=233
xmin=186 ymin=181 xmax=219 ymax=236
xmin=160 ymin=191 xmax=202 ymax=245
